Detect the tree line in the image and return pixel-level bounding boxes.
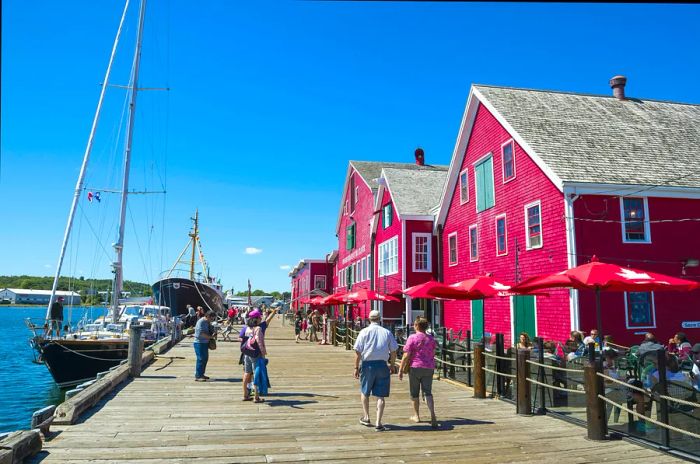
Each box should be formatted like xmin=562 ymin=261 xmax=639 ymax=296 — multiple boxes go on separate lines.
xmin=0 ymin=275 xmax=152 ymax=297
xmin=234 ymin=289 xmax=291 ymax=300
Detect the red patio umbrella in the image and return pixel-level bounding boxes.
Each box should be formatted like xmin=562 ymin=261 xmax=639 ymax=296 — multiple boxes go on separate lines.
xmin=402 ymin=280 xmax=474 ymax=300
xmin=308 ymin=296 xmax=326 ymax=306
xmin=448 ymin=276 xmax=513 ymax=298
xmin=340 ymin=288 xmax=400 ymax=304
xmin=512 ymin=256 xmax=700 ymax=340
xmin=320 ymin=292 xmax=346 ymax=305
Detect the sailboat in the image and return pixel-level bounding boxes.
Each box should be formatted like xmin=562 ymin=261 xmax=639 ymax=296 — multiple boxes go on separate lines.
xmin=152 ymin=211 xmax=227 ymax=317
xmin=27 ymin=0 xmax=169 ymax=387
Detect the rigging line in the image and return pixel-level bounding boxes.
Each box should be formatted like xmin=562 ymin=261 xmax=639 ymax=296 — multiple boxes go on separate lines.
xmin=77 ymin=202 xmax=113 ymax=263
xmin=127 ymin=203 xmax=151 ymax=285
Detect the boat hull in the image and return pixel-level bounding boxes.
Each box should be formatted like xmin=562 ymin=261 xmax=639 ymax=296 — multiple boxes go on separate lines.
xmin=152 ymin=277 xmax=226 ymax=316
xmin=39 ymin=339 xmax=142 ymax=388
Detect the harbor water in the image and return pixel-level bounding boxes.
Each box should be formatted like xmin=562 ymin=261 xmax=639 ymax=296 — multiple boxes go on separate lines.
xmin=0 ymin=305 xmax=108 ymax=433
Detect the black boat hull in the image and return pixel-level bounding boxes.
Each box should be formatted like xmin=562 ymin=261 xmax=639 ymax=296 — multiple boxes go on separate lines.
xmin=152 ymin=277 xmax=226 ymax=316
xmin=39 ymin=339 xmax=131 ymax=388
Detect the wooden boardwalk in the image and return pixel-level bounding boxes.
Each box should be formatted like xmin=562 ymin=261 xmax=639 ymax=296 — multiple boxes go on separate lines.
xmin=32 ymin=322 xmax=686 ymax=463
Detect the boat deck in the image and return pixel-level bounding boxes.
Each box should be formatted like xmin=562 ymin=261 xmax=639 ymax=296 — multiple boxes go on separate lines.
xmin=31 ymin=322 xmax=686 ymax=463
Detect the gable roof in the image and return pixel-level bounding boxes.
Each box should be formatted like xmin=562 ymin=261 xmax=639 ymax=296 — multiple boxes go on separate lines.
xmin=382 ymin=167 xmax=448 ymax=217
xmin=474 ymin=84 xmax=700 ymax=189
xmin=436 ymin=84 xmax=700 ymax=229
xmin=336 ymin=160 xmax=449 ymax=233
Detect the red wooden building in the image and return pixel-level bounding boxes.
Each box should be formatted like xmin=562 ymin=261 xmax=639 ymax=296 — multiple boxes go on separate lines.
xmin=288 ymin=258 xmax=333 ymax=313
xmin=436 ymin=78 xmax=700 ymax=346
xmin=335 ymin=155 xmax=447 ymax=326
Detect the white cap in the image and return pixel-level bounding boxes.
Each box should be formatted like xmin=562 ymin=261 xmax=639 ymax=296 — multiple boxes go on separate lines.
xmin=369 ymin=310 xmax=380 ymax=320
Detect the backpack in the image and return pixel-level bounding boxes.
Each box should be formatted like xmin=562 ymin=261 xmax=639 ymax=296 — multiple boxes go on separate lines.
xmin=241 ymin=327 xmax=259 ymax=356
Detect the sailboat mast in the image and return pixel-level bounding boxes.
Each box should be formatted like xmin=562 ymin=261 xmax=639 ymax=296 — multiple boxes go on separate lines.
xmin=44 ymin=0 xmax=132 ymax=321
xmin=189 ymin=210 xmax=199 ymax=280
xmin=111 ymin=0 xmax=148 ymax=324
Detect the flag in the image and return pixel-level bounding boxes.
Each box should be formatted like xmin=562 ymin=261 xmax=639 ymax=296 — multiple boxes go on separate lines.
xmin=87 ymin=191 xmax=93 ymax=202
xmin=94 ymin=192 xmax=101 ymax=202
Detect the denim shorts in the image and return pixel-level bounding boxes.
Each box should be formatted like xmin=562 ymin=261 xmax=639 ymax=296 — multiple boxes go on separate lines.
xmin=360 ymin=360 xmax=390 ymax=398
xmin=243 ymin=354 xmax=259 ymax=374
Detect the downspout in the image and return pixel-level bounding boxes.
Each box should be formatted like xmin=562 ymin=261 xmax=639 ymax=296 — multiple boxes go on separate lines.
xmin=565 ymin=190 xmax=580 ymax=331
xmin=370 ymin=231 xmax=376 ymax=315
xmin=436 ymin=224 xmax=444 ymax=326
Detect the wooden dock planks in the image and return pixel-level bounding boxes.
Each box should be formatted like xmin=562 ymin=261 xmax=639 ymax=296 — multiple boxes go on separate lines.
xmin=30 ymin=322 xmax=687 ymax=463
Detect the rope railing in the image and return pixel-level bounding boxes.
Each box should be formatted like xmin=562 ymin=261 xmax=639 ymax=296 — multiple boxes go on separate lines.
xmin=526 ymin=359 xmax=585 ymax=374
xmin=526 ymin=377 xmax=585 ymax=394
xmin=597 ymin=372 xmax=648 ymax=395
xmin=482 ymin=366 xmax=516 ymax=379
xmin=483 ymin=352 xmax=514 ymax=362
xmin=598 ymin=395 xmax=700 ymax=440
xmin=442 ymin=346 xmax=473 ymax=355
xmin=434 ymin=356 xmax=473 ymax=369
xmin=658 ymin=394 xmax=700 ymax=410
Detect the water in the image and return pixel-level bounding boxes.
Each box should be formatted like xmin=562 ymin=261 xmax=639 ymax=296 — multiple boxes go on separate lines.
xmin=0 ymin=305 xmax=109 ymax=433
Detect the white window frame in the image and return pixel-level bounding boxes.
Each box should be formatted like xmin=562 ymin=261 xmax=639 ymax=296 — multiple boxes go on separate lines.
xmin=459 ymin=169 xmax=469 ymax=205
xmin=624 ymin=291 xmax=656 ymax=329
xmin=354 ymin=187 xmax=359 ymax=209
xmin=524 ymin=200 xmax=543 ymax=250
xmin=473 ymin=152 xmax=496 ymax=213
xmin=362 ymin=257 xmax=367 ymax=281
xmin=468 ymin=224 xmax=478 ymax=262
xmin=495 ymin=213 xmax=508 ymax=256
xmin=412 ymin=233 xmax=432 ymax=273
xmin=344 ymin=200 xmax=349 ymax=215
xmin=314 ymin=275 xmax=326 ymax=290
xmin=620 ymin=197 xmax=651 ymax=244
xmin=448 ymin=231 xmax=458 ymax=267
xmin=501 ymin=139 xmax=516 ymax=183
xmin=378 ymin=236 xmax=399 ymax=277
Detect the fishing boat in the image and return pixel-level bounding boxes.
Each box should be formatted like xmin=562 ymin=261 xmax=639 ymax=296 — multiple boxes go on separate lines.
xmin=152 ymin=211 xmax=227 ymax=317
xmin=27 ymin=0 xmax=170 ymax=388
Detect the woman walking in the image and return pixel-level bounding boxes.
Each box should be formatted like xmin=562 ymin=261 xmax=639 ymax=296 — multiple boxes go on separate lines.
xmin=294 ymin=313 xmax=303 ymax=343
xmin=398 ymin=317 xmax=438 ymax=428
xmin=193 ymin=310 xmax=217 ymax=381
xmin=240 ymin=307 xmax=277 ymax=402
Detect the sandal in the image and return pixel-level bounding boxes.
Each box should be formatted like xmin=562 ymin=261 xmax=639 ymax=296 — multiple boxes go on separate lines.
xmin=359 ymin=418 xmax=371 ymax=427
xmin=375 ymin=425 xmax=387 ymax=432
xmin=254 ymin=398 xmax=265 ymax=403
xmin=241 ymin=397 xmax=253 ymax=401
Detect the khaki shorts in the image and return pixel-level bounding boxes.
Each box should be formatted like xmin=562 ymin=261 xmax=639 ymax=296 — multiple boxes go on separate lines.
xmin=408 ymin=367 xmax=434 ymax=399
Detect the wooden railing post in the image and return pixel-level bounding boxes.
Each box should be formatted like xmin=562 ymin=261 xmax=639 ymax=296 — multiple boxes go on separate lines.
xmin=473 ymin=343 xmax=486 ymax=399
xmin=466 ymin=330 xmax=473 ymax=387
xmin=656 ymin=347 xmax=671 ymax=448
xmin=345 ymin=319 xmax=350 ymax=350
xmin=495 ymin=333 xmax=505 ymax=396
xmin=535 ymin=337 xmax=546 ymax=415
xmin=331 ymin=320 xmax=337 ymax=346
xmin=516 ymin=348 xmax=532 ymax=415
xmin=441 ymin=327 xmax=448 ymax=379
xmin=128 ymin=324 xmax=144 ymax=378
xmin=584 ymin=347 xmax=607 ymax=441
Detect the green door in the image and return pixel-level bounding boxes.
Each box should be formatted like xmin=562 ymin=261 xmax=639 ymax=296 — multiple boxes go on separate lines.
xmin=471 ymin=299 xmax=484 ymax=341
xmin=513 ymin=295 xmax=536 ymax=340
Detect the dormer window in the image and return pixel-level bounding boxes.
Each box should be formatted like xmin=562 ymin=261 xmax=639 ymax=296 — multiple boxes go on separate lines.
xmin=459 ymin=169 xmax=469 ymax=204
xmin=383 ymin=203 xmax=393 ymax=229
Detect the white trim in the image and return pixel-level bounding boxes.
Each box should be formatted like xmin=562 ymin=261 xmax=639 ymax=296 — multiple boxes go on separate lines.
xmin=468 ymin=224 xmax=478 ymax=262
xmin=314 ymin=275 xmax=327 ymax=290
xmin=624 ymin=291 xmax=657 ymax=329
xmin=378 ymin=235 xmax=399 ymax=277
xmin=501 ymin=138 xmax=516 ymax=184
xmin=335 ymin=165 xmax=353 ymax=233
xmin=354 ymin=186 xmax=359 ymax=209
xmin=401 ymin=215 xmax=436 ymax=221
xmin=564 ymin=181 xmax=700 ymax=199
xmin=473 ymin=87 xmax=563 ymax=191
xmin=447 ymin=231 xmax=458 ymax=267
xmin=459 ymin=169 xmax=469 ymax=205
xmin=473 ymin=153 xmax=496 ymax=213
xmin=524 ymin=200 xmax=543 ymax=250
xmin=401 ymin=219 xmax=407 ymax=294
xmin=620 ymin=197 xmax=652 ymax=244
xmin=563 ymin=188 xmax=580 ymax=331
xmin=495 ymin=213 xmax=508 ymax=257
xmin=412 ymin=232 xmax=432 ymax=273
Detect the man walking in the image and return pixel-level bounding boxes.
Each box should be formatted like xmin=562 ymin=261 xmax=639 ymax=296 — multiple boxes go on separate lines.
xmin=353 ymin=310 xmax=398 ymax=432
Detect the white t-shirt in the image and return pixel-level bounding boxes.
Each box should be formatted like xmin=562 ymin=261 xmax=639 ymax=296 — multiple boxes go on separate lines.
xmin=353 ymin=323 xmax=398 ymax=362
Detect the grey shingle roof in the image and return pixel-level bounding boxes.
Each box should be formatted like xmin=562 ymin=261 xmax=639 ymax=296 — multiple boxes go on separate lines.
xmin=382 ymin=167 xmax=448 ymax=216
xmin=350 ymin=161 xmax=448 ymax=192
xmin=475 ymin=85 xmax=700 ymax=188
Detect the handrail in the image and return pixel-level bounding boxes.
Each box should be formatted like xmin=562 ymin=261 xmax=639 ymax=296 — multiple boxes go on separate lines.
xmin=483 ymin=352 xmax=513 ymax=361
xmin=597 ymin=372 xmax=648 ymax=395
xmin=434 ymin=356 xmax=473 ymax=369
xmin=526 ymin=377 xmax=585 ymax=394
xmin=482 ymin=367 xmax=516 ymax=379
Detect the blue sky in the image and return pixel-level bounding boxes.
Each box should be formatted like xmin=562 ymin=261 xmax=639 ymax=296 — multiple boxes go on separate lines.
xmin=2 ymin=1 xmax=699 ymax=294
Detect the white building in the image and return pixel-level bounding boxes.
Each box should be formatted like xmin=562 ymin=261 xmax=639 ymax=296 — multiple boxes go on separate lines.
xmin=0 ymin=288 xmax=81 ymax=305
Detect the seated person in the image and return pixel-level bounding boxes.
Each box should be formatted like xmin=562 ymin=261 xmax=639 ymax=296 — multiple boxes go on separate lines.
xmin=668 ymin=332 xmax=692 ymax=360
xmin=689 ymin=343 xmax=700 ymax=392
xmin=582 ymin=329 xmax=600 ymax=348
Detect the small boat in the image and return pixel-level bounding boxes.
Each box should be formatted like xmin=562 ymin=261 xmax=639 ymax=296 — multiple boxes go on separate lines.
xmin=152 ymin=211 xmax=227 ymax=317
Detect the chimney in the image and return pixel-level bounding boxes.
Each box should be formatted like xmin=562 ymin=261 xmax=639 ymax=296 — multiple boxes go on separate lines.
xmin=609 ymin=75 xmax=627 ymax=100
xmin=414 ymin=147 xmax=425 ymax=166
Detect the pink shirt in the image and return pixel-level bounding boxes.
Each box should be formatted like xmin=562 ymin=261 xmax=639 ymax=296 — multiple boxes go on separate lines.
xmin=404 ymin=332 xmax=437 ymax=370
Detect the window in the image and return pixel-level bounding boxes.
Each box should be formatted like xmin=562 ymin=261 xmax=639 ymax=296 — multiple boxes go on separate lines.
xmin=412 ymin=233 xmax=432 ymax=272
xmin=625 ymin=291 xmax=656 ymax=328
xmin=378 ymin=236 xmax=399 ymax=276
xmin=469 ymin=225 xmax=478 ymax=262
xmin=621 ymin=197 xmax=651 ymax=243
xmin=502 ymin=140 xmax=515 ymax=182
xmin=365 ymin=257 xmax=370 ymax=281
xmin=459 ymin=169 xmax=469 ymax=204
xmin=346 ymin=222 xmax=355 ymax=250
xmin=354 ymin=187 xmax=359 ymax=208
xmin=344 ymin=200 xmax=349 ymax=215
xmin=314 ymin=275 xmax=326 ymax=290
xmin=496 ymin=214 xmax=507 ymax=256
xmin=525 ymin=201 xmax=542 ymax=249
xmin=448 ymin=232 xmax=458 ymax=266
xmin=383 ymin=203 xmax=393 ymax=229
xmin=475 ymin=155 xmax=495 ymax=212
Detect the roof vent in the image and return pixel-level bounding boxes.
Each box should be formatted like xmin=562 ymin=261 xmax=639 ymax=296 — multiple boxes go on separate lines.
xmin=609 ymin=75 xmax=627 ymax=100
xmin=414 ymin=147 xmax=425 ymax=166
